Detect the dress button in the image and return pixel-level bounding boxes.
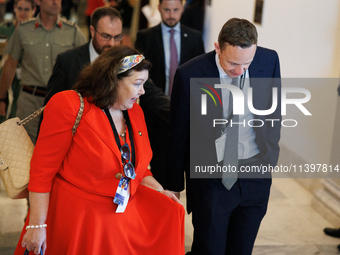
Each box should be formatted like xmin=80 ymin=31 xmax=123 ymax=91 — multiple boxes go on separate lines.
xmin=115 ymin=173 xmax=122 ymax=179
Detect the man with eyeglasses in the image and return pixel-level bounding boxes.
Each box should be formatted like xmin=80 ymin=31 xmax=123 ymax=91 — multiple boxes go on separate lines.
xmin=42 ymin=6 xmax=171 ymax=133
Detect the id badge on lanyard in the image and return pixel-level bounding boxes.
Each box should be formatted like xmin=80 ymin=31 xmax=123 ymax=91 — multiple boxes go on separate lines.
xmin=114 ymin=176 xmax=131 ymax=213
xmin=104 ymin=108 xmax=135 ymax=213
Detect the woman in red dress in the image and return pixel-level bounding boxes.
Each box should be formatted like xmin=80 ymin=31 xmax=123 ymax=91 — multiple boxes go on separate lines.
xmin=14 ymin=45 xmax=185 ymax=255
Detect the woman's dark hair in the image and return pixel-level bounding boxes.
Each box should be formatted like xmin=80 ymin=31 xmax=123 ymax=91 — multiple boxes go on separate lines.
xmin=73 ymin=45 xmax=151 ymax=109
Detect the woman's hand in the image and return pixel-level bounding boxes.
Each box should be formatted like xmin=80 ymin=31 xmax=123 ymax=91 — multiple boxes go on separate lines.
xmin=159 ymin=190 xmax=182 ymax=205
xmin=23 ymin=192 xmax=50 ymax=254
xmin=22 ymin=228 xmax=47 ymax=254
xmin=140 ymin=176 xmax=182 ymax=205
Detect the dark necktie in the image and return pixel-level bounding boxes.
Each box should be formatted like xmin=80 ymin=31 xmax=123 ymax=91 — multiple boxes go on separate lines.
xmin=168 ymin=29 xmax=178 ymax=97
xmin=222 ymin=78 xmax=239 ymax=190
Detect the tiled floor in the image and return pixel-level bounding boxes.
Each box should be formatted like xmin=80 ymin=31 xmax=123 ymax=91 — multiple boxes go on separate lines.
xmin=1 ymin=178 xmax=340 ymax=255
xmin=253 ymin=178 xmax=340 ymax=254
xmin=181 ymin=178 xmax=340 ymax=254
xmin=0 ymin=191 xmax=27 ymax=255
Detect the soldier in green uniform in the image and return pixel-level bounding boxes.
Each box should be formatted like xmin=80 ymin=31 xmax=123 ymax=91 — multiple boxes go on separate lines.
xmin=0 ymin=0 xmax=86 ymax=144
xmin=0 ymin=0 xmax=36 ymax=124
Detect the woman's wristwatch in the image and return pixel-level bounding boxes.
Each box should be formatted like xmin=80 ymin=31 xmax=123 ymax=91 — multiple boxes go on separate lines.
xmin=0 ymin=98 xmax=6 ymax=102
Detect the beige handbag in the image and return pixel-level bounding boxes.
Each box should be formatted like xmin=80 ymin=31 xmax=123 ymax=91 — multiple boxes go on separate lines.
xmin=0 ymin=91 xmax=84 ymax=199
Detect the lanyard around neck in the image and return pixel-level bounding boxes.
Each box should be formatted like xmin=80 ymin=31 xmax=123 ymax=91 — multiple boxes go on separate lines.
xmin=239 ymin=71 xmax=246 ymax=90
xmin=104 ymin=108 xmax=135 ymax=167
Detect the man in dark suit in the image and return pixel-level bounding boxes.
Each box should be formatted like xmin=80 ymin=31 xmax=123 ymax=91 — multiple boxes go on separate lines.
xmin=44 ymin=7 xmax=169 ymax=121
xmin=166 ymin=18 xmax=281 ymax=255
xmin=135 ymin=0 xmax=205 ymax=186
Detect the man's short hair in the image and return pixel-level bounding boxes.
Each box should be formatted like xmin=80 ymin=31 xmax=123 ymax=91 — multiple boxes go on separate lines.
xmin=218 ymin=18 xmax=258 ymax=50
xmin=159 ymin=0 xmax=183 ymax=5
xmin=91 ymin=7 xmax=123 ymax=29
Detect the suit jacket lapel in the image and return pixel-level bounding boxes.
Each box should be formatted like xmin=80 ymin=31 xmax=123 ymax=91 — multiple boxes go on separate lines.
xmin=201 ymin=51 xmax=221 ymax=101
xmin=84 ymin=103 xmax=122 ymax=161
xmin=76 ymin=42 xmax=91 ymax=72
xmin=180 ymin=25 xmax=189 ymax=65
xmin=127 ymin=110 xmax=144 ymax=169
xmin=199 ymin=51 xmax=223 ymax=139
xmin=83 ymin=103 xmax=147 ymax=168
xmin=155 ymin=24 xmax=166 ymax=77
xmin=248 ymin=50 xmax=270 ymax=141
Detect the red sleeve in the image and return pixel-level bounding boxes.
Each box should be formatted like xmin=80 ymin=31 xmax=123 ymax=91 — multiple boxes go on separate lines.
xmin=28 ymin=91 xmax=81 ymax=192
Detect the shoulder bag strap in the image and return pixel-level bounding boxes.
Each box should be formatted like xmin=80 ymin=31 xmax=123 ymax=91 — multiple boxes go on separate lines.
xmin=18 ymin=106 xmax=45 ymax=126
xmin=18 ymin=91 xmax=84 ymax=136
xmin=71 ymin=91 xmax=84 ymax=136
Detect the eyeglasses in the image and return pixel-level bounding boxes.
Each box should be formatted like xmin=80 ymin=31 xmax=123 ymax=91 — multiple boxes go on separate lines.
xmin=94 ymin=27 xmax=124 ymax=42
xmin=120 ymin=143 xmax=136 ymax=179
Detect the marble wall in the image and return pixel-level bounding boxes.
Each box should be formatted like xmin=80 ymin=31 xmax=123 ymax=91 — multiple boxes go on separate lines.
xmin=312 ymin=94 xmax=340 ymax=226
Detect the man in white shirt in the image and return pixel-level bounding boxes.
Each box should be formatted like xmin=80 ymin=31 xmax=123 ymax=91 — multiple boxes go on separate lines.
xmin=135 ymin=0 xmax=205 ymax=186
xmin=167 ymin=18 xmax=281 ymax=255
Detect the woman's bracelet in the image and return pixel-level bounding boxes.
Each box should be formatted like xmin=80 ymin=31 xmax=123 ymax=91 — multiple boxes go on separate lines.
xmin=26 ymin=224 xmax=47 ymax=230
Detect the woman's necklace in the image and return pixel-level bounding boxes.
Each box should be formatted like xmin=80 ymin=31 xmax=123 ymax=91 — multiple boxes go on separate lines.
xmin=108 ymin=108 xmax=126 ymax=138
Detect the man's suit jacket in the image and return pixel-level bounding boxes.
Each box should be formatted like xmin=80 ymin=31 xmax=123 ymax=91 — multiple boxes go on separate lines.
xmin=135 ymin=23 xmax=205 ymax=92
xmin=44 ymin=42 xmax=91 ymax=105
xmin=166 ymin=47 xmax=281 ymax=213
xmin=43 ymin=42 xmax=170 ymax=121
xmin=134 ymin=23 xmax=204 ymax=186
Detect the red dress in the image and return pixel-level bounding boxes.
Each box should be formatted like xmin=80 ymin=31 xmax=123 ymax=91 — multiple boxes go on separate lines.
xmin=14 ymin=91 xmax=185 ymax=255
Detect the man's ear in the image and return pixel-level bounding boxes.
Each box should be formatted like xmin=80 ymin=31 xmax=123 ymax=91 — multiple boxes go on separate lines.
xmin=214 ymin=42 xmax=221 ymax=56
xmin=89 ymin=25 xmax=95 ymax=38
